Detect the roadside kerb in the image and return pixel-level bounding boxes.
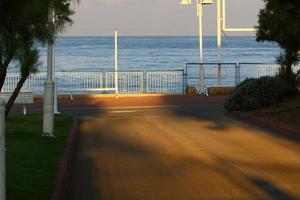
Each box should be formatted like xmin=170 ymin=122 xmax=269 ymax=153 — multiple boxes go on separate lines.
xmin=51 ymin=117 xmax=79 ymax=200
xmin=230 ymin=111 xmax=300 ymax=139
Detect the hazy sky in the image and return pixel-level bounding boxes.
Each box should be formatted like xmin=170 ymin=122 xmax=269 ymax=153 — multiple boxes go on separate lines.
xmin=63 ymin=0 xmax=265 ymax=36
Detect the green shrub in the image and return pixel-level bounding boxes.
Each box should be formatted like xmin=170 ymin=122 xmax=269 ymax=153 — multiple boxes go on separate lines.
xmin=186 ymin=86 xmax=197 ymax=96
xmin=277 ymin=68 xmax=297 ymax=87
xmin=224 ymin=76 xmax=297 ymax=112
xmin=296 ymin=69 xmax=300 ymax=86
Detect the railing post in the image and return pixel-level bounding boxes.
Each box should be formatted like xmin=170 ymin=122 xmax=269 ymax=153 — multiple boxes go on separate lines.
xmin=102 ymin=72 xmax=106 ymax=94
xmin=182 ymin=70 xmax=185 ymax=94
xmin=185 ymin=64 xmax=188 ymax=93
xmin=141 ymin=71 xmax=145 ymax=93
xmin=0 ymin=98 xmax=6 ymax=200
xmin=218 ymin=63 xmax=222 ymax=85
xmin=235 ymin=63 xmax=240 ymax=85
xmin=199 ymin=64 xmax=205 ymax=94
xmin=143 ymin=70 xmax=147 ymax=94
xmin=114 ymin=29 xmax=119 ymax=98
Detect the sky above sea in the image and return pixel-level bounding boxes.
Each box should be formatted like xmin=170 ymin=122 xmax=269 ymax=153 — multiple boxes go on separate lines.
xmin=63 ymin=0 xmax=264 ymax=36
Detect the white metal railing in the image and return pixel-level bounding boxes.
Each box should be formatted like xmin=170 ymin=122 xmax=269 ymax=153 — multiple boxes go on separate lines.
xmin=105 ymin=71 xmax=144 ymax=94
xmin=238 ymin=63 xmax=300 ymax=84
xmin=186 ymin=63 xmax=300 ymax=90
xmin=146 ymin=71 xmax=184 ymax=93
xmin=2 ymin=70 xmax=185 ymax=95
xmin=3 ymin=64 xmax=299 ymax=95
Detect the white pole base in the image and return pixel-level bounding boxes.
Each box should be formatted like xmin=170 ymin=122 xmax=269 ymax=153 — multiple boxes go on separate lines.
xmin=43 ymin=81 xmax=55 ymax=137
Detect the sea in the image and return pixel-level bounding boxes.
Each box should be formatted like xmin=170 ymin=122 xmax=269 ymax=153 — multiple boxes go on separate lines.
xmin=12 ymin=36 xmax=280 ymax=73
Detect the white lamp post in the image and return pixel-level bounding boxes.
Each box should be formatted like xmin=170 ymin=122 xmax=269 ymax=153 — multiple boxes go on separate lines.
xmin=181 ymin=0 xmax=214 ymax=94
xmin=0 ymin=98 xmax=5 ymax=200
xmin=114 ymin=29 xmax=119 ymax=98
xmin=217 ymin=0 xmax=222 ymax=85
xmin=43 ymin=8 xmax=55 ymax=137
xmin=53 ymin=45 xmax=60 ymax=115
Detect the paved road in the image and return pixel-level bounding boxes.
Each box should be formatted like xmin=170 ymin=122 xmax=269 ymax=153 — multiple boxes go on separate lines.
xmin=67 ymin=104 xmax=300 ymax=200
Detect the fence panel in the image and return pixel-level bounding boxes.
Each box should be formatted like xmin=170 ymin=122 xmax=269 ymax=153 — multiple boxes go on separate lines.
xmin=238 ymin=63 xmax=279 ymax=84
xmin=2 ymin=73 xmax=22 ymax=92
xmin=118 ymin=71 xmax=144 ymax=94
xmin=186 ymin=63 xmax=237 ymax=90
xmin=2 ymin=73 xmax=46 ymax=93
xmin=238 ymin=63 xmax=300 ymax=84
xmin=56 ymin=72 xmax=103 ymax=94
xmin=3 ymin=70 xmax=184 ymax=95
xmin=146 ymin=71 xmax=184 ymax=94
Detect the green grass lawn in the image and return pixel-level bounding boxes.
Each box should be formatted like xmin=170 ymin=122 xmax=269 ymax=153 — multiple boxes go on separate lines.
xmin=252 ymin=94 xmax=300 ymax=132
xmin=6 ymin=115 xmax=72 ymax=200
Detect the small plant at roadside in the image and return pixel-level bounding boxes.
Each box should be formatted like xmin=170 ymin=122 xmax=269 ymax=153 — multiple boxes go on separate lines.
xmin=186 ymin=86 xmax=197 ymax=96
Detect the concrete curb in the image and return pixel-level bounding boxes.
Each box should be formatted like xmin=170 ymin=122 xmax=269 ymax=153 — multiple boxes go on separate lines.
xmin=51 ymin=117 xmax=79 ymax=200
xmin=230 ymin=111 xmax=300 ymax=139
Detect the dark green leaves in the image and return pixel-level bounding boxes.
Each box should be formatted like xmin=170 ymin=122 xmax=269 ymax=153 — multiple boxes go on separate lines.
xmin=256 ymin=0 xmax=300 ymax=69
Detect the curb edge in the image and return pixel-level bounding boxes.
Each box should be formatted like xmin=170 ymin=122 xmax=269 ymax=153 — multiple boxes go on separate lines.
xmin=51 ymin=117 xmax=79 ymax=200
xmin=229 ymin=111 xmax=300 ymax=139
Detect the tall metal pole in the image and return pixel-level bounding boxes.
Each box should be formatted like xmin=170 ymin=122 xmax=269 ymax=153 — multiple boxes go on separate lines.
xmin=197 ymin=0 xmax=205 ymax=94
xmin=114 ymin=29 xmax=119 ymax=98
xmin=52 ymin=35 xmax=60 ymax=115
xmin=217 ymin=0 xmax=222 ymax=85
xmin=43 ymin=7 xmax=55 ymax=137
xmin=0 ymin=98 xmax=5 ymax=200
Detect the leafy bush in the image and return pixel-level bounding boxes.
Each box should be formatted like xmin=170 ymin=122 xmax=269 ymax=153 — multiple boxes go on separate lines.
xmin=224 ymin=76 xmax=298 ymax=112
xmin=277 ymin=68 xmax=297 ymax=87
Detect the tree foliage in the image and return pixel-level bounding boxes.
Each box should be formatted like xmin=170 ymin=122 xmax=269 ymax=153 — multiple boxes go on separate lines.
xmin=0 ymin=0 xmax=76 ymax=114
xmin=5 ymin=45 xmax=41 ymax=115
xmin=256 ymin=0 xmax=300 ymax=72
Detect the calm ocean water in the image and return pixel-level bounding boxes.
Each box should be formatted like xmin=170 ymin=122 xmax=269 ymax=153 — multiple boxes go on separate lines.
xmin=10 ymin=36 xmax=281 ymax=72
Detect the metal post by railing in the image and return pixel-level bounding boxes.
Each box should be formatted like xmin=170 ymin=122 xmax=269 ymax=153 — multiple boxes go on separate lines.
xmin=114 ymin=29 xmax=119 ymax=98
xmin=0 ymin=98 xmax=6 ymax=200
xmin=235 ymin=63 xmax=240 ymax=85
xmin=185 ymin=64 xmax=188 ymax=93
xmin=183 ymin=72 xmax=186 ymax=94
xmin=217 ymin=0 xmax=222 ymax=86
xmin=218 ymin=63 xmax=222 ymax=85
xmin=144 ymin=71 xmax=148 ymax=94
xmin=200 ymin=64 xmax=205 ymax=94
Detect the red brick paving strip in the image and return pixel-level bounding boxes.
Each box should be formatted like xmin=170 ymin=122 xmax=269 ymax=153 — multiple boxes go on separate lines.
xmin=11 ymin=95 xmax=227 ymax=112
xmin=51 ymin=117 xmax=79 ymax=200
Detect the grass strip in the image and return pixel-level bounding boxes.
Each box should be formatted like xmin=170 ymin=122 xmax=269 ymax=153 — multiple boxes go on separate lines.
xmin=6 ymin=115 xmax=72 ymax=200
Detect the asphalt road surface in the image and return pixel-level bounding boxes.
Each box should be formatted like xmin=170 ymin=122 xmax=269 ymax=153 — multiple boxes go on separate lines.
xmin=66 ymin=104 xmax=300 ymax=200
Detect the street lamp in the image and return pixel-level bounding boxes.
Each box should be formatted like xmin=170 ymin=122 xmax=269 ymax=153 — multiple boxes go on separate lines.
xmin=181 ymin=0 xmax=214 ymax=94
